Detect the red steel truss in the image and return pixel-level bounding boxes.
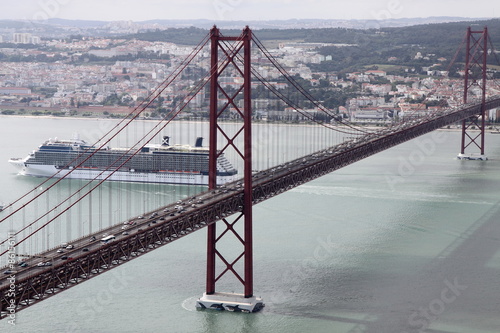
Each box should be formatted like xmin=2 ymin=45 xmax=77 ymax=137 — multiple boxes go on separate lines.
xmin=461 ymin=27 xmax=489 ymax=156
xmin=206 ymin=26 xmax=254 ymax=298
xmin=3 ymin=96 xmax=500 ymax=317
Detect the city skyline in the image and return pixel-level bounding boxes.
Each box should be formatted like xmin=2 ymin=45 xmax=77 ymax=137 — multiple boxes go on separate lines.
xmin=1 ymin=0 xmax=497 ymax=23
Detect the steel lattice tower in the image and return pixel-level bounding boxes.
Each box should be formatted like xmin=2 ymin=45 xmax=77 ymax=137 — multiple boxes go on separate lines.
xmin=197 ymin=26 xmax=263 ymax=312
xmin=459 ymin=26 xmax=489 ymax=160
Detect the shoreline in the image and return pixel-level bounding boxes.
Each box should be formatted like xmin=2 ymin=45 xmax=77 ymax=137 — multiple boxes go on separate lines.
xmin=1 ymin=114 xmax=497 ymax=133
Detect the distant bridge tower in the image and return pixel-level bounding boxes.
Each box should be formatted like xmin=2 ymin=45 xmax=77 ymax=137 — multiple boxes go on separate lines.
xmin=458 ymin=26 xmax=489 ymax=160
xmin=196 ymin=26 xmax=264 ymax=312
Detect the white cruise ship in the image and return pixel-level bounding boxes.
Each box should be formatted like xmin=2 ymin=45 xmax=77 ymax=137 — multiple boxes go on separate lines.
xmin=9 ymin=136 xmax=237 ymax=185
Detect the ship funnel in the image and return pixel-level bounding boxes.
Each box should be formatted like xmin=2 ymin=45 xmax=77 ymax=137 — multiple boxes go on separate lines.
xmin=162 ymin=136 xmax=170 ymax=146
xmin=195 ymin=137 xmax=203 ymax=147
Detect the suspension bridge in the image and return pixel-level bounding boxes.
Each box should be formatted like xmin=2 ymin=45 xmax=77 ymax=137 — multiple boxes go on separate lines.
xmin=1 ymin=25 xmax=499 ymax=317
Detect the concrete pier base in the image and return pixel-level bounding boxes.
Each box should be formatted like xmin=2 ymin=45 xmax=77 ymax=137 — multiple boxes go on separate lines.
xmin=457 ymin=153 xmax=488 ymax=161
xmin=196 ymin=292 xmax=264 ymax=313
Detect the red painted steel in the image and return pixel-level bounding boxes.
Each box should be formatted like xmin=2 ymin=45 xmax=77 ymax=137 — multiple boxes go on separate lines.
xmin=206 ymin=26 xmax=219 ymax=295
xmin=4 ymin=25 xmax=500 ymax=318
xmin=461 ymin=27 xmax=489 ymax=155
xmin=206 ymin=26 xmax=254 ymax=298
xmin=242 ymin=27 xmax=253 ymax=298
xmin=3 ymin=96 xmax=500 ymax=317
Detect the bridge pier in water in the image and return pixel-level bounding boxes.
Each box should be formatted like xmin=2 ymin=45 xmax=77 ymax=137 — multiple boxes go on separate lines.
xmin=4 ymin=25 xmax=500 ymax=320
xmin=457 ymin=26 xmax=489 ymax=161
xmin=196 ymin=26 xmax=264 ymax=313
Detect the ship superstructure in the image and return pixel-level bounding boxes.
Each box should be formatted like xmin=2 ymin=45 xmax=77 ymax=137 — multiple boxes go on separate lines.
xmin=9 ymin=136 xmax=237 ymax=185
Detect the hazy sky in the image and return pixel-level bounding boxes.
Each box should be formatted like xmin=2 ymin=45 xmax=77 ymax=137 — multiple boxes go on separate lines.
xmin=3 ymin=0 xmax=498 ymax=22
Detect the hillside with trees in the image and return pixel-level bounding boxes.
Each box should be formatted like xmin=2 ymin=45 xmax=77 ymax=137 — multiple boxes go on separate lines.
xmin=121 ymin=19 xmax=500 ymax=73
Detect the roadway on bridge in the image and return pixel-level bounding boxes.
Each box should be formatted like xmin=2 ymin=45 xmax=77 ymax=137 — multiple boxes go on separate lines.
xmin=3 ymin=97 xmax=500 ymax=314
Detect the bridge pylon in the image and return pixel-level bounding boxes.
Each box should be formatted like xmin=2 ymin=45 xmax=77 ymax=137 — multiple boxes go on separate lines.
xmin=196 ymin=26 xmax=264 ymax=313
xmin=458 ymin=26 xmax=489 ymax=161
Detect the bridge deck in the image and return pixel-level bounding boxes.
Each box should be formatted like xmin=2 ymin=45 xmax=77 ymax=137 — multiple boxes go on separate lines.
xmin=2 ymin=97 xmax=500 ymax=317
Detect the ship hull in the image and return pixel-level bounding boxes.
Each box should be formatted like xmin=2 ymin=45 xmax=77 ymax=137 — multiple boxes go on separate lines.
xmin=8 ymin=136 xmax=238 ymax=186
xmin=9 ymin=160 xmax=236 ymax=185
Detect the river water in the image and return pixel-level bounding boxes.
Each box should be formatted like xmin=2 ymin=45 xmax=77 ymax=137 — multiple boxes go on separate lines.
xmin=1 ymin=116 xmax=500 ymax=333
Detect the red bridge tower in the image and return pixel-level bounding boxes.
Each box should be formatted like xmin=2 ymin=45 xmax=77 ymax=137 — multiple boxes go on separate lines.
xmin=458 ymin=26 xmax=489 ymax=160
xmin=196 ymin=26 xmax=264 ymax=312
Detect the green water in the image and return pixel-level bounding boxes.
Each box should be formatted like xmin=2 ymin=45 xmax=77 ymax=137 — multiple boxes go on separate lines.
xmin=1 ymin=117 xmax=500 ymax=332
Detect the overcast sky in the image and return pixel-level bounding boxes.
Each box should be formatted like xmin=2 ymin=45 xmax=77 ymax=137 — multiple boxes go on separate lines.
xmin=2 ymin=0 xmax=498 ymax=22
